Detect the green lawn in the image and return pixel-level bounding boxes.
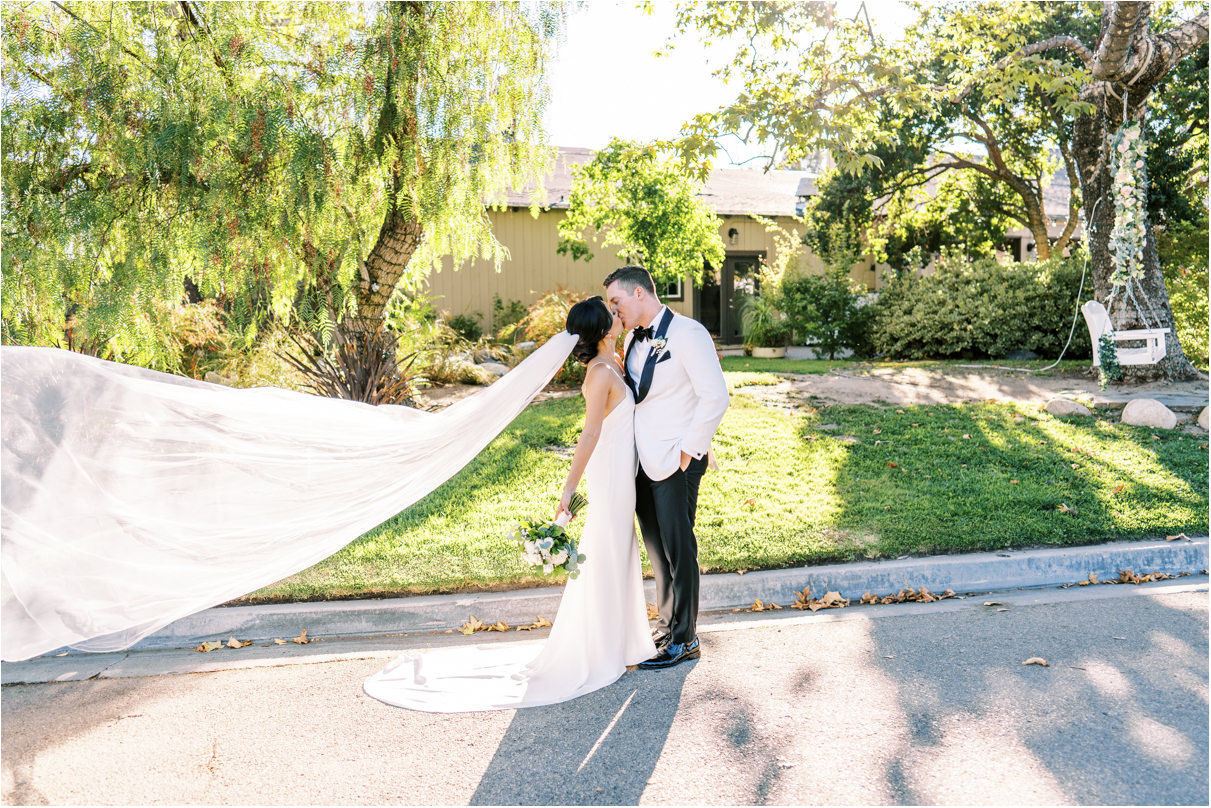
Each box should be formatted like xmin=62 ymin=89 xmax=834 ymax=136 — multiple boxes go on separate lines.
xmin=238 ymin=376 xmax=1208 ymax=604
xmin=719 ymin=355 xmax=1090 ymax=376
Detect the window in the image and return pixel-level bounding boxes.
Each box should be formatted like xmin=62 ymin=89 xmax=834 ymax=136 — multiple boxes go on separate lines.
xmin=660 ymin=278 xmax=683 ymax=301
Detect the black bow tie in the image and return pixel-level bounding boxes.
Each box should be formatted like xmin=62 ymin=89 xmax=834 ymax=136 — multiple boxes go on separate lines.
xmin=633 ymin=325 xmax=654 ymax=342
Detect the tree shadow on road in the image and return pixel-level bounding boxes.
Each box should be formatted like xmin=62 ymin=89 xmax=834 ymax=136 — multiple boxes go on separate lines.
xmin=469 ymin=664 xmax=691 ymax=805
xmin=868 ymin=590 xmax=1209 ymax=805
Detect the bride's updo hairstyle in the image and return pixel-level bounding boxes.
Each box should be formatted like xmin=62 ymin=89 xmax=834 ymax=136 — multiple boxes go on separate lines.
xmin=565 ymin=296 xmax=613 ymax=365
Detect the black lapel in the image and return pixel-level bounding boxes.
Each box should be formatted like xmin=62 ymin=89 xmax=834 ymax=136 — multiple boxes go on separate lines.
xmin=622 ymin=334 xmax=638 ymax=396
xmin=634 ymin=308 xmax=674 ymax=404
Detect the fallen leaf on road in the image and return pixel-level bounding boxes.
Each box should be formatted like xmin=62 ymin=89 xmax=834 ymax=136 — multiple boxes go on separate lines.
xmin=516 ymin=615 xmax=553 ymax=632
xmin=292 ymin=629 xmax=309 ymax=645
xmin=195 ymin=641 xmax=222 ymax=653
xmin=459 ymin=616 xmax=485 ymax=635
xmin=647 ymin=602 xmax=660 ymax=620
xmin=1166 ymin=533 xmax=1190 ymax=542
xmin=226 ymin=637 xmax=251 ymax=649
xmin=984 ymin=601 xmax=1004 ymax=607
xmin=861 ymin=591 xmax=879 ymax=604
xmin=1022 ymin=657 xmax=1050 ymax=667
xmin=273 ymin=638 xmax=287 ymax=645
xmin=487 ymin=621 xmax=510 ymax=632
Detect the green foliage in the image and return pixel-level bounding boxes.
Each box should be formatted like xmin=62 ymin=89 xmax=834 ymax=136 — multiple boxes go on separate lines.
xmin=1159 ymin=216 xmax=1210 ymax=370
xmin=1097 ymin=334 xmax=1124 ymax=389
xmin=447 ymin=313 xmax=483 ymax=342
xmin=2 ymin=2 xmax=560 ymax=365
xmin=491 ymin=294 xmax=528 ymax=340
xmin=870 ymin=251 xmax=1092 ymax=360
xmin=556 ymin=138 xmax=725 ymax=284
xmin=516 ymin=286 xmax=587 ymax=385
xmin=673 ymin=2 xmax=1094 ymax=260
xmin=780 ymin=272 xmax=875 ymax=359
xmin=739 ymin=295 xmax=792 ymax=349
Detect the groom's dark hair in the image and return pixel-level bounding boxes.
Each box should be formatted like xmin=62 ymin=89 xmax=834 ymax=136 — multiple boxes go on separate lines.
xmin=603 ymin=265 xmax=655 ymax=296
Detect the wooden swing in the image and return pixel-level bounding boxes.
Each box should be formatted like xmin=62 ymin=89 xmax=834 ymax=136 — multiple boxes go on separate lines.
xmin=1081 ymin=299 xmax=1168 ymax=367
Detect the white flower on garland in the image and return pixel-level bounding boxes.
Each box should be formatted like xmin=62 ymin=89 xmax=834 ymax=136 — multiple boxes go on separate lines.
xmin=1109 ymin=122 xmax=1149 ymax=290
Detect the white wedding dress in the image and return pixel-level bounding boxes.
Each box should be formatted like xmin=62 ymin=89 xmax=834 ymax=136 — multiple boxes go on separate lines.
xmin=1 ymin=333 xmax=585 ymax=662
xmin=363 ymin=370 xmax=657 ymax=712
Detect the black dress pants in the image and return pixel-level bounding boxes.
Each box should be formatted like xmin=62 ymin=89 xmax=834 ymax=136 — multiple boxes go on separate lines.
xmin=635 ymin=455 xmax=708 ymax=645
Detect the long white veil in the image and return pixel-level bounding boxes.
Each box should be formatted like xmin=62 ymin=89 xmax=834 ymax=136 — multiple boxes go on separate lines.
xmin=1 ymin=332 xmax=577 ymax=662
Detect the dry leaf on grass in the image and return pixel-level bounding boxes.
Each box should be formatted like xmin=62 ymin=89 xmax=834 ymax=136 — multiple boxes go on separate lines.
xmin=1022 ymin=657 xmax=1050 ymax=667
xmin=1057 ymin=503 xmax=1077 ymax=514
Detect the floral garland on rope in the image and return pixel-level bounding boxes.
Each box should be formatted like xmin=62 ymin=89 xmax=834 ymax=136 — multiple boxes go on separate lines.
xmin=1107 ymin=122 xmax=1151 ymax=317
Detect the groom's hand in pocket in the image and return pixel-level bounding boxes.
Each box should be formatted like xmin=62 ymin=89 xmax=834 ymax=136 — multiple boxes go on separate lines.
xmin=680 ymin=451 xmax=692 ymax=472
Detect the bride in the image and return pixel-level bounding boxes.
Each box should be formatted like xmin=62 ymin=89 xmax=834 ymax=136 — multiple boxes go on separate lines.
xmin=363 ymin=296 xmax=656 ymax=712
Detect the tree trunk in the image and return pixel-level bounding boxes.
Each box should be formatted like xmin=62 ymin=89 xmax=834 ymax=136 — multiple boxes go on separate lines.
xmin=342 ymin=209 xmax=424 ymax=340
xmin=1069 ymin=7 xmax=1206 ymax=382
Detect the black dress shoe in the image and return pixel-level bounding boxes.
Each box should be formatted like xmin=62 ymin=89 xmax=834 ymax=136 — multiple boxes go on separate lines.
xmin=637 ymin=636 xmax=700 ymax=670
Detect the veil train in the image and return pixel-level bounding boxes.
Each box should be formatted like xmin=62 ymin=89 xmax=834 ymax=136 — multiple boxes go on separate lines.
xmin=0 ymin=332 xmax=577 ymax=662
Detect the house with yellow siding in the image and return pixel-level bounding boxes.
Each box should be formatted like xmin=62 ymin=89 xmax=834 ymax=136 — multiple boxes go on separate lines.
xmin=421 ymin=148 xmax=883 ymax=342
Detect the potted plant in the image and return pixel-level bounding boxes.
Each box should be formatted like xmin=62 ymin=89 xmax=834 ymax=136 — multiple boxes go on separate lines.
xmin=741 ymin=296 xmax=791 ymax=358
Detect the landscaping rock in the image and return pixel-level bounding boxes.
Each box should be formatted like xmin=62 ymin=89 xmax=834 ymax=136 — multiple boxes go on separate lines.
xmin=1199 ymin=406 xmax=1209 ymax=431
xmin=478 ymin=362 xmax=509 ymax=377
xmin=1121 ymin=398 xmax=1177 ymax=430
xmin=1045 ymin=398 xmax=1091 ymax=417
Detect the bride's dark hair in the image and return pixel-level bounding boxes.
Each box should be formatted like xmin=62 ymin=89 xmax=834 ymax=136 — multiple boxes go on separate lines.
xmin=565 ymin=297 xmax=613 ymax=365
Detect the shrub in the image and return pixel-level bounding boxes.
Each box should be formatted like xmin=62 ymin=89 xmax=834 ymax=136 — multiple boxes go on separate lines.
xmin=780 ymin=272 xmax=875 ymax=359
xmin=491 ymin=294 xmax=528 ymax=341
xmin=447 ymin=312 xmax=483 ymax=342
xmin=1166 ymin=263 xmax=1209 ymax=370
xmin=870 ymin=251 xmax=1092 ymax=360
xmin=1159 ymin=219 xmax=1209 ymax=370
xmin=516 ymin=286 xmax=587 ymax=385
xmin=740 ymin=295 xmax=792 ymax=348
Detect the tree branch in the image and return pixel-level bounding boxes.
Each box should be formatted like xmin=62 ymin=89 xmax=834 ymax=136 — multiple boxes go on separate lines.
xmin=1091 ymin=1 xmax=1150 ymax=81
xmin=952 ymin=36 xmax=1094 ymax=103
xmin=1159 ymin=10 xmax=1210 ymax=73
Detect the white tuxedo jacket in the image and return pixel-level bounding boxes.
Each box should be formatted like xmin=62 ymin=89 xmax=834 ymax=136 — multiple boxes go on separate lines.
xmin=624 ymin=309 xmax=729 ymax=481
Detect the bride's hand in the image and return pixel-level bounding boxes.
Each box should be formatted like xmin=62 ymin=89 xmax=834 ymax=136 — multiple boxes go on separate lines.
xmin=555 ymin=491 xmax=572 ymax=522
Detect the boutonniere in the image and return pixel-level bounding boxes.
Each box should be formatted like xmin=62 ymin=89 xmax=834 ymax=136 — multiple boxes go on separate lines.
xmin=651 ymin=337 xmax=668 ymax=355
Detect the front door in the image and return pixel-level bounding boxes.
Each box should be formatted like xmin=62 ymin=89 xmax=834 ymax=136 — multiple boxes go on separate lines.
xmin=720 ymin=254 xmax=763 ymax=344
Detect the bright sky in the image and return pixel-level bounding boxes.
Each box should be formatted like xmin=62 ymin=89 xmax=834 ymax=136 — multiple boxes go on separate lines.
xmin=545 ymin=0 xmax=919 ymax=166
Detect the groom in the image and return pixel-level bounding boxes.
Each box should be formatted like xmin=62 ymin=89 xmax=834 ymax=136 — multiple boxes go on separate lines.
xmin=604 ymin=266 xmax=729 ymax=669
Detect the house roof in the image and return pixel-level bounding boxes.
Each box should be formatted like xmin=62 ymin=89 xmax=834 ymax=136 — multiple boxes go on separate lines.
xmin=492 ymin=147 xmax=818 ymax=218
xmin=493 ymin=146 xmax=1072 ymax=221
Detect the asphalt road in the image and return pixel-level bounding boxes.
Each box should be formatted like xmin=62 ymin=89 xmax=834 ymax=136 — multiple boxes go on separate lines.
xmin=2 ymin=581 xmax=1206 ymax=806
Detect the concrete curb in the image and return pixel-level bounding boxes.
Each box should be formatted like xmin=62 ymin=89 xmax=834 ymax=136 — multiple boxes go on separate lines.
xmin=117 ymin=536 xmax=1209 ymax=653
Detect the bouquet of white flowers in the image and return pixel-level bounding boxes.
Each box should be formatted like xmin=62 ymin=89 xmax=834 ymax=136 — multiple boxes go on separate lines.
xmin=513 ymin=492 xmax=588 ymax=578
